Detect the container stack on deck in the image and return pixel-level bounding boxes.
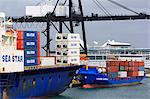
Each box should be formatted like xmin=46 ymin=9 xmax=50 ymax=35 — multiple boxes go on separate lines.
xmin=106 ymin=60 xmax=145 ymax=79
xmin=56 ymin=33 xmax=80 ymax=65
xmin=16 ymin=30 xmax=40 ymax=66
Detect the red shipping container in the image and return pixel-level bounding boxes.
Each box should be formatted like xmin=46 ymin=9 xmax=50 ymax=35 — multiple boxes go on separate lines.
xmin=128 ymin=66 xmax=138 ymax=71
xmin=37 ymin=32 xmax=40 ymax=57
xmin=107 ymin=66 xmax=119 ymax=72
xmin=134 ymin=61 xmax=139 ymax=67
xmin=38 ymin=56 xmax=40 ymax=65
xmin=125 ymin=66 xmax=128 ymax=71
xmin=139 ymin=61 xmax=144 ymax=66
xmin=17 ymin=40 xmax=24 ymax=50
xmin=120 ymin=61 xmax=125 ymax=66
xmin=124 ymin=61 xmax=129 ymax=66
xmin=106 ymin=61 xmax=111 ymax=66
xmin=16 ymin=30 xmax=24 ymax=40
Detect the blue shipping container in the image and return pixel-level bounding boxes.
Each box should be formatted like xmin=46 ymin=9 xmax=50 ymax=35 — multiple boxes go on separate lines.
xmin=108 ymin=72 xmax=118 ymax=78
xmin=24 ymin=49 xmax=38 ymax=57
xmin=138 ymin=66 xmax=144 ymax=71
xmin=24 ymin=40 xmax=37 ymax=49
xmin=24 ymin=31 xmax=38 ymax=40
xmin=24 ymin=57 xmax=38 ymax=66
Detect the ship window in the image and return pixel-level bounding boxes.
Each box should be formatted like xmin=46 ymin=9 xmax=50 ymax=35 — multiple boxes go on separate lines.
xmin=88 ymin=56 xmax=95 ymax=60
xmin=103 ymin=56 xmax=106 ymax=60
xmin=96 ymin=56 xmax=102 ymax=60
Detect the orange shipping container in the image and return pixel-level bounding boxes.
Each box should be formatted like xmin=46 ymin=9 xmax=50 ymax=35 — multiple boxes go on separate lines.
xmin=128 ymin=71 xmax=138 ymax=77
xmin=107 ymin=66 xmax=119 ymax=72
xmin=134 ymin=61 xmax=139 ymax=67
xmin=139 ymin=61 xmax=144 ymax=66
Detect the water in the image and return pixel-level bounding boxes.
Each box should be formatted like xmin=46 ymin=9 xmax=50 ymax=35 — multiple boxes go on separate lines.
xmin=50 ymin=78 xmax=150 ymax=99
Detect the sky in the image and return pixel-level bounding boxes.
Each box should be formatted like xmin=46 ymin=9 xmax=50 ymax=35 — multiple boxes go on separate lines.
xmin=0 ymin=0 xmax=150 ymax=54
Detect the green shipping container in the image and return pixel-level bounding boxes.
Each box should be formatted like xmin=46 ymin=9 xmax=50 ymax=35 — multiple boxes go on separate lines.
xmin=119 ymin=66 xmax=125 ymax=71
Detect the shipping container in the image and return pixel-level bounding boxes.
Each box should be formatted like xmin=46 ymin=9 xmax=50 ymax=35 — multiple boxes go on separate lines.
xmin=107 ymin=66 xmax=119 ymax=72
xmin=16 ymin=30 xmax=24 ymax=40
xmin=119 ymin=66 xmax=125 ymax=71
xmin=138 ymin=66 xmax=144 ymax=71
xmin=56 ymin=33 xmax=62 ymax=41
xmin=24 ymin=31 xmax=38 ymax=40
xmin=128 ymin=66 xmax=138 ymax=71
xmin=65 ymin=49 xmax=80 ymax=56
xmin=138 ymin=71 xmax=145 ymax=76
xmin=139 ymin=61 xmax=144 ymax=66
xmin=17 ymin=39 xmax=24 ymax=50
xmin=107 ymin=72 xmax=118 ymax=78
xmin=128 ymin=71 xmax=138 ymax=77
xmin=37 ymin=32 xmax=40 ymax=56
xmin=62 ymin=41 xmax=80 ymax=49
xmin=40 ymin=57 xmax=56 ymax=66
xmin=24 ymin=57 xmax=38 ymax=66
xmin=24 ymin=40 xmax=37 ymax=49
xmin=24 ymin=49 xmax=38 ymax=57
xmin=118 ymin=71 xmax=127 ymax=78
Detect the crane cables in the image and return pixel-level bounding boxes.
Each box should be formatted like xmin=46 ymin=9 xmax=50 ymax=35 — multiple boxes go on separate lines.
xmin=108 ymin=0 xmax=139 ymax=15
xmin=92 ymin=0 xmax=111 ymax=16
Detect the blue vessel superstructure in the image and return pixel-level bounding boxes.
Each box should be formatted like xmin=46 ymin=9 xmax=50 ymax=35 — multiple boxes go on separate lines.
xmin=78 ymin=68 xmax=144 ymax=87
xmin=0 ymin=65 xmax=81 ymax=98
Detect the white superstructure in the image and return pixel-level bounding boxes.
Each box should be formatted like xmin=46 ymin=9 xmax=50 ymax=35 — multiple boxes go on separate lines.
xmin=87 ymin=40 xmax=149 ymax=68
xmin=0 ymin=12 xmax=24 ymax=73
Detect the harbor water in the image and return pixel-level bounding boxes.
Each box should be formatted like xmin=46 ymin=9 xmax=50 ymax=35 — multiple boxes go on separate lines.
xmin=49 ymin=78 xmax=150 ymax=99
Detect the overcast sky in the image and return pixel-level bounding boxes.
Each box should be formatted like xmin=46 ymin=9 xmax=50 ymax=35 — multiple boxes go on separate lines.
xmin=0 ymin=0 xmax=150 ymax=51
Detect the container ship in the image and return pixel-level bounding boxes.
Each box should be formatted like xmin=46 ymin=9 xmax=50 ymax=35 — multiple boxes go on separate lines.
xmin=0 ymin=12 xmax=81 ymax=98
xmin=78 ymin=40 xmax=145 ymax=88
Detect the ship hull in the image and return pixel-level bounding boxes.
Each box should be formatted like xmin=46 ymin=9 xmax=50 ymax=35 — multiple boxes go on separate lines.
xmin=0 ymin=66 xmax=81 ymax=99
xmin=78 ymin=68 xmax=144 ymax=88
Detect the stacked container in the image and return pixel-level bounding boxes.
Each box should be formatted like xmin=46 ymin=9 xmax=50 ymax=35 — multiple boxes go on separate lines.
xmin=106 ymin=61 xmax=119 ymax=79
xmin=56 ymin=33 xmax=80 ymax=65
xmin=106 ymin=60 xmax=145 ymax=79
xmin=16 ymin=30 xmax=40 ymax=66
xmin=127 ymin=61 xmax=145 ymax=77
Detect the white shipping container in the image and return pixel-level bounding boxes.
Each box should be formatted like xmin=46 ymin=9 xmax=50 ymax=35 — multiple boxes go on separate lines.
xmin=61 ymin=33 xmax=80 ymax=41
xmin=0 ymin=50 xmax=24 ymax=73
xmin=66 ymin=49 xmax=80 ymax=56
xmin=138 ymin=71 xmax=145 ymax=76
xmin=118 ymin=71 xmax=127 ymax=78
xmin=56 ymin=56 xmax=62 ymax=64
xmin=144 ymin=60 xmax=150 ymax=68
xmin=68 ymin=56 xmax=80 ymax=65
xmin=62 ymin=41 xmax=80 ymax=49
xmin=56 ymin=33 xmax=62 ymax=41
xmin=40 ymin=57 xmax=55 ymax=66
xmin=56 ymin=42 xmax=63 ymax=48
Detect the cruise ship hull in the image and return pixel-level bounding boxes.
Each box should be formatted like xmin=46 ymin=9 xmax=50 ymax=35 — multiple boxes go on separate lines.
xmin=0 ymin=66 xmax=81 ymax=99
